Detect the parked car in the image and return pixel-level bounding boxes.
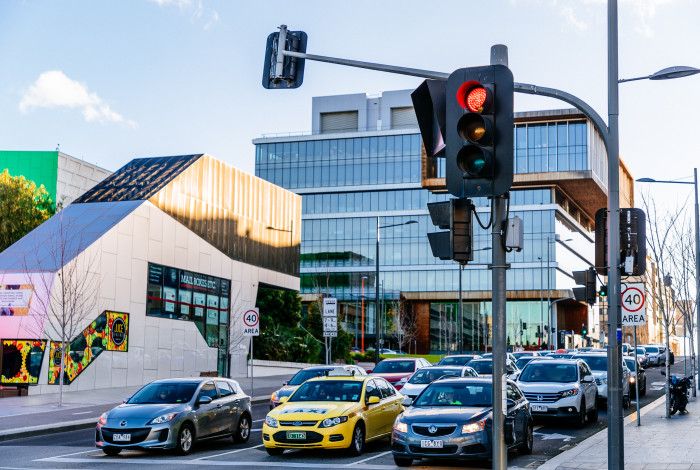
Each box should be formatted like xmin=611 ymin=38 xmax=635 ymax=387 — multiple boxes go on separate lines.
xmin=633 ymin=347 xmax=650 ymax=368
xmin=481 ymin=352 xmax=518 ymax=364
xmin=437 ymin=354 xmax=481 ymax=366
xmin=516 ymin=359 xmax=598 ymax=427
xmin=391 ymin=377 xmax=533 ymax=466
xmin=96 ymin=378 xmax=252 ymax=456
xmin=624 ymin=357 xmax=647 ymax=397
xmin=512 ymin=351 xmax=542 ymax=360
xmin=642 ymin=345 xmax=663 ymax=366
xmin=269 ymin=365 xmax=367 ymax=409
xmin=575 ymin=353 xmax=630 ymax=408
xmin=370 ymin=358 xmax=431 ymax=390
xmin=263 ymin=375 xmax=403 ymax=456
xmin=515 ymin=355 xmax=552 ymax=371
xmin=399 ymin=366 xmax=478 ymax=399
xmin=467 ymin=358 xmax=520 ymax=380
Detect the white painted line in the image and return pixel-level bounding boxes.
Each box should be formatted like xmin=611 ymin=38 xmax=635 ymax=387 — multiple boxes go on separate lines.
xmin=253 ymin=418 xmax=265 ymax=423
xmin=191 ymin=443 xmax=263 ymax=460
xmin=72 ymin=411 xmax=95 ymax=415
xmin=35 ymin=448 xmax=101 ymax=461
xmin=346 ymin=450 xmax=391 ymax=466
xmin=41 ymin=458 xmax=396 ymax=468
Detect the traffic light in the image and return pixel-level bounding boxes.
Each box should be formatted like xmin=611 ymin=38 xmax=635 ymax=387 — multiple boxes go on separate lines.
xmin=595 ymin=208 xmax=647 ymax=276
xmin=573 ymin=267 xmax=597 ymax=306
xmin=427 ymin=198 xmax=474 ymax=263
xmin=599 ymin=285 xmax=608 ymax=298
xmin=262 ymin=26 xmax=308 ymax=89
xmin=581 ymin=324 xmax=588 ymax=336
xmin=411 ymin=79 xmax=447 ymax=158
xmin=444 ymin=65 xmax=514 ymax=198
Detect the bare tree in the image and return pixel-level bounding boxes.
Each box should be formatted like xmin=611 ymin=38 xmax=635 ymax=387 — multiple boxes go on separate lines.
xmin=642 ymin=190 xmax=685 ymax=417
xmin=23 ymin=212 xmax=99 ymax=406
xmin=396 ymin=298 xmax=418 ymax=354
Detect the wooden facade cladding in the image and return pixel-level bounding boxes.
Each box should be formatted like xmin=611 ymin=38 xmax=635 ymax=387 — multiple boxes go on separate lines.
xmin=147 ymin=155 xmax=302 ymax=277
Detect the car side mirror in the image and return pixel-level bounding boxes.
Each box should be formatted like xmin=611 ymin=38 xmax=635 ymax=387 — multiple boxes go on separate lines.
xmin=402 ymin=397 xmax=413 ymax=407
xmin=197 ymin=395 xmax=213 ymax=406
xmin=582 ymin=375 xmax=594 ymax=383
xmin=367 ymin=396 xmax=380 ymax=405
xmin=278 ymin=396 xmax=289 ymax=404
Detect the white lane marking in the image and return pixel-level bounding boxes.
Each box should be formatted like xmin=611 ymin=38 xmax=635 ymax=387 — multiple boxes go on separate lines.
xmin=191 ymin=443 xmax=263 ymax=460
xmin=253 ymin=418 xmax=265 ymax=423
xmin=346 ymin=451 xmax=392 ymax=466
xmin=533 ymin=431 xmax=574 ymax=442
xmin=72 ymin=411 xmax=95 ymax=415
xmin=40 ymin=457 xmax=397 ymax=468
xmin=36 ymin=448 xmax=101 ymax=460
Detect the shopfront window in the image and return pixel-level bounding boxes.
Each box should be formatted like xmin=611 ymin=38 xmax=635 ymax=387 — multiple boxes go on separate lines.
xmin=146 ymin=263 xmax=231 ymax=376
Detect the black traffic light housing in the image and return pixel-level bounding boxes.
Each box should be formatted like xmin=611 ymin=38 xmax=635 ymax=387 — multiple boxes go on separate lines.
xmin=445 ymin=65 xmax=514 ymax=198
xmin=595 ymin=208 xmax=647 ymax=276
xmin=427 ymin=198 xmax=474 ymax=263
xmin=262 ymin=28 xmax=308 ymax=89
xmin=411 ymin=79 xmax=447 ymax=159
xmin=573 ymin=267 xmax=597 ymax=306
xmin=581 ymin=324 xmax=588 ymax=336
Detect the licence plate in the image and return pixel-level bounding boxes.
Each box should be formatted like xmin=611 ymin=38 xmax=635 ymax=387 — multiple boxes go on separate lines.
xmin=286 ymin=431 xmax=306 ymax=440
xmin=532 ymin=404 xmax=548 ymax=412
xmin=420 ymin=439 xmax=444 ymax=448
xmin=112 ymin=433 xmax=131 ymax=442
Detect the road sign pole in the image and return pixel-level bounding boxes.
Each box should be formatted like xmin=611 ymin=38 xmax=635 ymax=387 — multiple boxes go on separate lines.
xmin=634 ymin=325 xmax=640 ymax=426
xmin=251 ymin=336 xmax=254 ymax=398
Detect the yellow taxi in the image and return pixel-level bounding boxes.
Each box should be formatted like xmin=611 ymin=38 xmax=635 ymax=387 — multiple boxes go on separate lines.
xmin=262 ymin=374 xmax=404 ymax=456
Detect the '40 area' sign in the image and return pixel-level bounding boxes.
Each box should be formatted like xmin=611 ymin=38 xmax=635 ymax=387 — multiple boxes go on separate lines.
xmin=621 ymin=283 xmax=646 ymax=326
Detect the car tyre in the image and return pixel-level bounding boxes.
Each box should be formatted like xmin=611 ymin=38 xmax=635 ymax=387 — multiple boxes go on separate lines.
xmin=623 ymin=394 xmax=630 ymax=409
xmin=233 ymin=413 xmax=251 ymax=443
xmin=641 ymin=382 xmax=647 ymax=397
xmin=266 ymin=447 xmax=285 ymax=456
xmin=347 ymin=422 xmax=365 ymax=456
xmin=519 ymin=423 xmax=533 ymax=455
xmin=102 ymin=447 xmax=122 ymax=456
xmin=587 ymin=401 xmax=599 ymax=423
xmin=576 ymin=399 xmax=587 ymax=428
xmin=393 ymin=455 xmax=413 ymax=467
xmin=176 ymin=422 xmax=195 ymax=455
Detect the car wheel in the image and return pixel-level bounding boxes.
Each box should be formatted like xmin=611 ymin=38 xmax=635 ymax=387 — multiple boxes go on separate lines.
xmin=266 ymin=447 xmax=285 ymax=456
xmin=393 ymin=456 xmax=413 ymax=467
xmin=519 ymin=423 xmax=533 ymax=455
xmin=623 ymin=394 xmax=630 ymax=409
xmin=588 ymin=401 xmax=599 ymax=423
xmin=102 ymin=447 xmax=122 ymax=456
xmin=176 ymin=422 xmax=195 ymax=455
xmin=576 ymin=400 xmax=587 ymax=428
xmin=347 ymin=422 xmax=365 ymax=456
xmin=641 ymin=382 xmax=647 ymax=397
xmin=233 ymin=414 xmax=251 ymax=443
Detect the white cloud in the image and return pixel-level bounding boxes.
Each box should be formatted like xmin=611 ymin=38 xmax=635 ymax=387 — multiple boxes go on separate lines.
xmin=148 ymin=0 xmax=219 ymax=30
xmin=19 ymin=71 xmax=136 ymax=128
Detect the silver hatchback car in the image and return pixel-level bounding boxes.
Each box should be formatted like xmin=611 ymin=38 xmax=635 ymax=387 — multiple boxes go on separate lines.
xmin=96 ymin=378 xmax=252 ymax=455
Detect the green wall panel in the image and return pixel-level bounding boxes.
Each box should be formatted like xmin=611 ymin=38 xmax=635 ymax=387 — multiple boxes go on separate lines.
xmin=0 ymin=151 xmax=59 ymax=207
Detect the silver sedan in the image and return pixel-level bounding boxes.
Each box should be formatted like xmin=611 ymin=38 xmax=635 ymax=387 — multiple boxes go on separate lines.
xmin=96 ymin=378 xmax=251 ymax=455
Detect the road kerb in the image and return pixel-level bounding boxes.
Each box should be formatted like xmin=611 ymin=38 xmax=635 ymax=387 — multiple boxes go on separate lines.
xmin=0 ymin=395 xmax=270 ymax=442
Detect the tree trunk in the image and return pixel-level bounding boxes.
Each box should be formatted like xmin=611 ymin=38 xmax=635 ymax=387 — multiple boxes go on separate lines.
xmin=59 ymin=338 xmax=66 ymax=407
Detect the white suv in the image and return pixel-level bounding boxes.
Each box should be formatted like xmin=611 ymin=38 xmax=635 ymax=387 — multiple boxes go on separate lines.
xmin=516 ymin=359 xmax=598 ymax=427
xmin=576 ymin=353 xmax=631 ymax=408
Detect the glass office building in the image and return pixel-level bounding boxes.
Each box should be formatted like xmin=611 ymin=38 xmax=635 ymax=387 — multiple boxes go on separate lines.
xmin=254 ymin=91 xmax=630 ymax=353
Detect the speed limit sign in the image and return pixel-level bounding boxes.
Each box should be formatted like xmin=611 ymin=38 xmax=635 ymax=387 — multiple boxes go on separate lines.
xmin=621 ymin=283 xmax=646 ymax=326
xmin=242 ymin=308 xmax=260 ymax=336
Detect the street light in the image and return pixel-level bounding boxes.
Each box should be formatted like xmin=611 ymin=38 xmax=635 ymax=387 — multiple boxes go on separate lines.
xmin=637 ymin=170 xmax=700 ymax=392
xmin=375 ymin=218 xmax=417 ymax=365
xmin=619 ymin=66 xmax=700 ymax=83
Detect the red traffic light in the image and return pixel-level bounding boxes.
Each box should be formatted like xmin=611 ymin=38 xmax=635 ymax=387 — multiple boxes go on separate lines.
xmin=456 ymin=81 xmax=492 ymax=113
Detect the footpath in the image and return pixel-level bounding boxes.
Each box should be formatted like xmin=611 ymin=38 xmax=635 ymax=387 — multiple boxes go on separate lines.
xmin=0 ymin=373 xmax=288 ymax=442
xmin=539 ymin=392 xmax=700 ymax=470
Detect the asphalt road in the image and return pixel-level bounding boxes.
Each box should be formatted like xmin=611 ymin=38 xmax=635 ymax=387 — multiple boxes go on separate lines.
xmin=0 ymin=358 xmax=690 ymax=469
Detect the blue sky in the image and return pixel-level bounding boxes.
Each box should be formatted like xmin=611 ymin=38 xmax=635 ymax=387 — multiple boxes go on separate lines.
xmin=1 ymin=0 xmax=699 ymax=208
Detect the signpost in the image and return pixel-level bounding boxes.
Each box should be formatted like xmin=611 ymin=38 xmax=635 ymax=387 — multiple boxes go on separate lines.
xmin=242 ymin=308 xmax=260 ymax=396
xmin=323 ymin=298 xmax=338 ymax=365
xmin=621 ymin=283 xmax=646 ymax=426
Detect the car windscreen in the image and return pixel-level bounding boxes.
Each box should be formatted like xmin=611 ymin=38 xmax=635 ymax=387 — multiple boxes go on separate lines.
xmin=408 ymin=368 xmax=460 ymax=384
xmin=579 ymin=356 xmax=607 ymax=371
xmin=128 ymin=382 xmax=199 ymax=404
xmin=414 ymin=382 xmax=492 ymax=407
xmin=645 ymin=346 xmax=659 ymax=353
xmin=519 ymin=363 xmax=577 ymax=383
xmin=516 ymin=357 xmax=536 ymax=369
xmin=624 ymin=359 xmax=638 ymax=371
xmin=469 ymin=361 xmax=493 ymax=375
xmin=372 ymin=360 xmax=415 ymax=373
xmin=439 ymin=356 xmax=473 ymax=366
xmin=288 ymin=380 xmax=362 ymax=402
xmin=636 ymin=348 xmax=646 ymax=354
xmin=288 ymin=368 xmax=332 ymax=386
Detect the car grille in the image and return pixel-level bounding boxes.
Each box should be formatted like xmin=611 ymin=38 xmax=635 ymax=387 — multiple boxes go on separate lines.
xmin=101 ymin=427 xmax=151 ymax=445
xmin=273 ymin=431 xmax=324 ymax=444
xmin=524 ymin=392 xmax=561 ymax=403
xmin=279 ymin=420 xmax=318 ymax=427
xmin=411 ymin=424 xmax=457 ymax=437
xmin=409 ymin=444 xmax=458 ymax=454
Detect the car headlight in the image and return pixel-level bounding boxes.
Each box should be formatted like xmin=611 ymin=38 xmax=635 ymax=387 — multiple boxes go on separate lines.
xmin=98 ymin=413 xmax=107 ymax=426
xmin=265 ymin=416 xmax=279 ymax=428
xmin=630 ymin=376 xmax=636 ymax=383
xmin=147 ymin=413 xmax=178 ymax=425
xmin=271 ymin=392 xmax=278 ymax=402
xmin=319 ymin=416 xmax=348 ymax=428
xmin=560 ymin=388 xmax=579 ymax=398
xmin=393 ymin=419 xmax=408 ymax=433
xmin=462 ymin=419 xmax=486 ymax=434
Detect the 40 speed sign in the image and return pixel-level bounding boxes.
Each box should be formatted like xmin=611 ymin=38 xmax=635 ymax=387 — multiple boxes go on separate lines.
xmin=242 ymin=308 xmax=260 ymax=336
xmin=621 ymin=283 xmax=646 ymax=326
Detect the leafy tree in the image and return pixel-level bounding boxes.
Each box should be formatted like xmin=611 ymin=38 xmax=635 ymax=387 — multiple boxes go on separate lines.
xmin=0 ymin=170 xmax=54 ymax=252
xmin=256 ymin=286 xmax=302 ymax=330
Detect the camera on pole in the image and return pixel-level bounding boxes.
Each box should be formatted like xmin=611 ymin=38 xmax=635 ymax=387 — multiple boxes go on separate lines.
xmin=427 ymin=198 xmax=474 ymax=263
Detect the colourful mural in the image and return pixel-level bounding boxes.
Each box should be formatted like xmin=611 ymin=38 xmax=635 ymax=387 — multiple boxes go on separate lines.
xmin=48 ymin=311 xmax=129 ymax=385
xmin=0 ymin=339 xmax=47 ymax=385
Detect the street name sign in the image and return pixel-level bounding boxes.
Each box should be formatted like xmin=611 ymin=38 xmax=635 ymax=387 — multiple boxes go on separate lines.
xmin=242 ymin=308 xmax=260 ymax=336
xmin=621 ymin=283 xmax=646 ymax=326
